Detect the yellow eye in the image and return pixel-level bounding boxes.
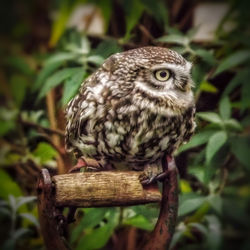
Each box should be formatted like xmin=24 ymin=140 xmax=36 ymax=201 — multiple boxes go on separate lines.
xmin=154 ymin=69 xmax=171 ymax=82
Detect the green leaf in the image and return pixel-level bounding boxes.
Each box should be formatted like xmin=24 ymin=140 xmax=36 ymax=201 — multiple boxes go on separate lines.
xmin=33 ymin=61 xmax=63 ymax=92
xmin=224 ymin=119 xmax=243 ymax=131
xmin=97 ymin=0 xmax=112 ymax=31
xmin=223 ymin=197 xmax=249 ymax=227
xmin=189 ymin=166 xmax=205 ymax=183
xmin=78 ymin=36 xmax=91 ymax=55
xmin=16 ymin=196 xmax=37 ymax=210
xmin=123 ymin=215 xmax=153 ymax=231
xmin=206 ymin=131 xmax=227 ymax=165
xmin=241 ymin=78 xmax=250 ymax=110
xmin=189 ymin=222 xmax=208 ymax=236
xmin=4 ymin=56 xmax=33 ymax=76
xmin=44 ymin=52 xmax=78 ymax=65
xmin=207 ymin=195 xmax=222 ymax=214
xmin=76 ymin=208 xmax=118 ymax=250
xmin=0 ymin=120 xmax=15 ymax=137
xmin=178 ymin=197 xmax=206 ymax=216
xmin=38 ymin=67 xmax=82 ymax=99
xmin=20 ymin=213 xmax=39 ymax=228
xmin=70 ymin=208 xmax=109 ymax=243
xmin=32 ymin=142 xmax=58 ymax=164
xmin=170 ymin=231 xmax=185 ymax=249
xmin=0 ymin=170 xmax=22 ymax=199
xmin=87 ymin=55 xmax=105 ymax=66
xmin=0 ymin=207 xmax=11 ymax=217
xmin=205 ymin=143 xmax=229 ymax=184
xmin=76 ymin=225 xmax=111 ymax=250
xmin=205 ymin=215 xmax=222 ymax=250
xmin=9 ymin=195 xmax=17 ymax=211
xmin=199 ymin=80 xmax=218 ymax=93
xmin=197 ymin=112 xmax=223 ymax=124
xmin=214 ymin=50 xmax=250 ymax=76
xmin=49 ymin=1 xmax=74 ymax=47
xmin=10 ymin=74 xmax=28 ymax=107
xmin=222 ymin=69 xmax=250 ymax=97
xmin=62 ymin=69 xmax=86 ymax=105
xmin=179 ymin=130 xmax=216 ymax=153
xmin=187 ymin=27 xmax=199 ymax=39
xmin=3 ymin=228 xmax=30 ymax=250
xmin=230 ymin=136 xmax=250 ymax=169
xmin=129 ymin=205 xmax=159 ymax=220
xmin=0 ymin=108 xmax=17 ymax=136
xmin=192 ymin=64 xmax=207 ymax=89
xmin=171 ymin=46 xmax=186 ymax=55
xmin=195 ymin=49 xmax=217 ymax=65
xmin=141 ymin=0 xmax=168 ymax=28
xmin=219 ymin=96 xmax=231 ymax=120
xmin=180 ymin=180 xmax=192 ymax=193
xmin=157 ymin=34 xmax=189 ymax=46
xmin=93 ymin=40 xmax=122 ymax=59
xmin=122 ymin=0 xmax=144 ymax=41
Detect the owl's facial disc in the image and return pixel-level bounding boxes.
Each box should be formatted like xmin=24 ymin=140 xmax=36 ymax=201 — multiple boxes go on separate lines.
xmin=134 ymin=60 xmax=194 ymax=109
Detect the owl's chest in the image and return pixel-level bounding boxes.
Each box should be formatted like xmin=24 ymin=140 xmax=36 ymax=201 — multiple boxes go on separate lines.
xmin=72 ymin=98 xmax=195 ymax=163
xmin=99 ymin=108 xmax=186 ymax=161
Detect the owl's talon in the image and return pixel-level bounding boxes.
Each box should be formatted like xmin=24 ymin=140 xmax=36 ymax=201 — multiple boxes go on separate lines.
xmin=139 ymin=171 xmax=168 ymax=185
xmin=140 ymin=176 xmax=155 ymax=185
xmin=85 ymin=165 xmax=102 ymax=172
xmin=69 ymin=157 xmax=112 ymax=173
xmin=138 ymin=160 xmax=166 ymax=185
xmin=155 ymin=171 xmax=168 ymax=181
xmin=139 ymin=172 xmax=150 ymax=184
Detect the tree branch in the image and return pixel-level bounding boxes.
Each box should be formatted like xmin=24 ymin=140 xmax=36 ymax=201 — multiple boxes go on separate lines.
xmin=46 ymin=90 xmax=65 ymax=174
xmin=20 ymin=119 xmax=65 ymax=136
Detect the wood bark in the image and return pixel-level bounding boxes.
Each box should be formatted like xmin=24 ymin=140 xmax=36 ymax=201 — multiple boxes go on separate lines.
xmin=52 ymin=171 xmax=162 ymax=207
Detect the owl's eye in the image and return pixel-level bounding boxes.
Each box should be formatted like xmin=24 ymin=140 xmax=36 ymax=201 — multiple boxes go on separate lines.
xmin=154 ymin=69 xmax=171 ymax=82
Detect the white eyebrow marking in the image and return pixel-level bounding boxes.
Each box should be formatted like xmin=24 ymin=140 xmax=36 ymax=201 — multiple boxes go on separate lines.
xmin=151 ymin=62 xmax=191 ymax=76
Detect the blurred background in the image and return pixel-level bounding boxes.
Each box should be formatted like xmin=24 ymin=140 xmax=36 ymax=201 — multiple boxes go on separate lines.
xmin=0 ymin=0 xmax=250 ymax=249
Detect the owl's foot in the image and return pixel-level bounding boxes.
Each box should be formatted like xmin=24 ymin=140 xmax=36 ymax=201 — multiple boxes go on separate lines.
xmin=139 ymin=170 xmax=168 ymax=185
xmin=68 ymin=158 xmax=87 ymax=173
xmin=68 ymin=157 xmax=114 ymax=173
xmin=85 ymin=158 xmax=114 ymax=171
xmin=139 ymin=161 xmax=165 ymax=185
xmin=139 ymin=157 xmax=176 ymax=185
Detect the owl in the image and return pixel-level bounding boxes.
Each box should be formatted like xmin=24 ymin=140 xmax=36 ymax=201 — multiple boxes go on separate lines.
xmin=65 ymin=47 xmax=196 ymax=184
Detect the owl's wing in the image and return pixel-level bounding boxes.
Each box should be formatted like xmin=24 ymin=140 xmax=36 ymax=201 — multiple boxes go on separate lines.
xmin=65 ymin=74 xmax=97 ymax=153
xmin=182 ymin=106 xmax=196 ymax=143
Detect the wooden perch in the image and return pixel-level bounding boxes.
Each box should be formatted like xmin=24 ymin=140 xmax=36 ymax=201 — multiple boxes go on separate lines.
xmin=53 ymin=171 xmax=161 ymax=207
xmin=37 ymin=158 xmax=178 ymax=250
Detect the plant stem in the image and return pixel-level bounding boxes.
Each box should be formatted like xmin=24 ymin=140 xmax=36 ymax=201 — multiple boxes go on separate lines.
xmin=46 ymin=90 xmax=65 ymax=174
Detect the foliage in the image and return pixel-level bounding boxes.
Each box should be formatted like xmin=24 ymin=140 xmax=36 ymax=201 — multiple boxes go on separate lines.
xmin=0 ymin=0 xmax=250 ymax=249
xmin=0 ymin=195 xmax=39 ymax=250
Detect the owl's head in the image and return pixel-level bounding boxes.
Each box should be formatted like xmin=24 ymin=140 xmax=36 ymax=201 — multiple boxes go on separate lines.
xmin=102 ymin=46 xmax=194 ymax=111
